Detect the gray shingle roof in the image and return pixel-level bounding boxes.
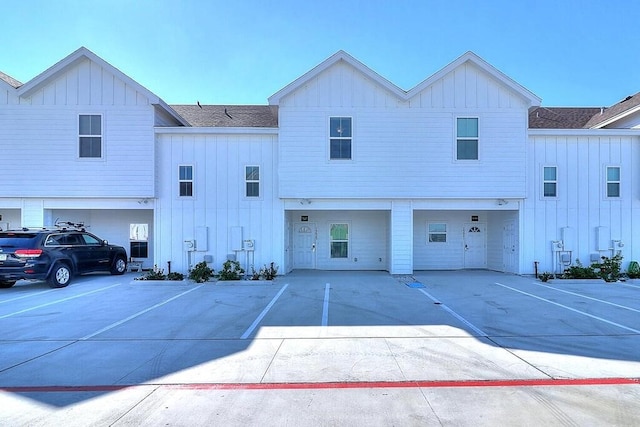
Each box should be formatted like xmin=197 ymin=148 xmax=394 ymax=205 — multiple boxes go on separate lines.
xmin=528 ymin=107 xmax=602 ymax=129
xmin=584 ymin=92 xmax=640 ymax=128
xmin=170 ymin=105 xmax=278 ymax=127
xmin=0 ymin=70 xmax=22 ymax=88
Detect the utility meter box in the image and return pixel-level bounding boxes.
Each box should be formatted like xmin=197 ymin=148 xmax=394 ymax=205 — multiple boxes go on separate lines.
xmin=243 ymin=239 xmax=255 ymax=251
xmin=183 ymin=240 xmax=195 ymax=251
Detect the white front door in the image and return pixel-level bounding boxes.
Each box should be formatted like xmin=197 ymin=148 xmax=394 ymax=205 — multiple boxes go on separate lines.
xmin=464 ymin=223 xmax=487 ymax=269
xmin=502 ymin=220 xmax=518 ymax=273
xmin=293 ymin=222 xmax=316 ymax=269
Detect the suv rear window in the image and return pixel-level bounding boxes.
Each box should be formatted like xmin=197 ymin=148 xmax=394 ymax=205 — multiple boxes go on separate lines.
xmin=0 ymin=233 xmax=39 ymax=248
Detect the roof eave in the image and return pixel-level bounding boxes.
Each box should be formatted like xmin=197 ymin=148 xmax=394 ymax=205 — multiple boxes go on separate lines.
xmin=589 ymin=104 xmax=640 ymax=129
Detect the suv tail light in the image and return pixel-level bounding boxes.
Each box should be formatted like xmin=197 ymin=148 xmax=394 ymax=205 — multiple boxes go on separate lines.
xmin=15 ymin=249 xmax=43 ymax=259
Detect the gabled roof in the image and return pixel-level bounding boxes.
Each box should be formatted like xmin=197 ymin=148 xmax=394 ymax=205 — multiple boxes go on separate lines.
xmin=16 ymin=47 xmax=188 ymax=126
xmin=268 ymin=50 xmax=541 ymax=107
xmin=409 ymin=51 xmax=541 ymax=106
xmin=171 ymin=105 xmax=278 ymax=127
xmin=529 ymin=107 xmax=602 ymax=129
xmin=584 ymin=92 xmax=640 ymax=129
xmin=0 ymin=70 xmax=22 ymax=88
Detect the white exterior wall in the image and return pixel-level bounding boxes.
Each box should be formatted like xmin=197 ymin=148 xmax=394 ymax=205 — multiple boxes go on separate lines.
xmin=278 ymin=61 xmax=530 ymax=200
xmin=154 ymin=131 xmax=283 ymax=274
xmin=0 ymin=58 xmax=156 ymax=199
xmin=523 ymin=132 xmax=640 ymax=274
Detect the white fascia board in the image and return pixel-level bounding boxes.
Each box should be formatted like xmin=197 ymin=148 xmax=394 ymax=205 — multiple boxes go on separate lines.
xmin=408 ymin=51 xmax=542 ymax=107
xmin=529 ymin=128 xmax=640 ymax=137
xmin=155 ymin=127 xmax=278 ymax=135
xmin=268 ymin=50 xmax=406 ymax=105
xmin=156 ymin=99 xmax=191 ymax=127
xmin=589 ymin=105 xmax=640 ymax=129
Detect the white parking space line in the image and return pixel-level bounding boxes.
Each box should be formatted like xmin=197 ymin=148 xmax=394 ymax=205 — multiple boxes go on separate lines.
xmin=418 ymin=288 xmax=487 ymax=336
xmin=322 ymin=283 xmax=330 ymax=327
xmin=0 ymin=284 xmax=122 ymax=319
xmin=81 ymin=285 xmax=203 ymax=340
xmin=0 ymin=289 xmax=58 ymax=304
xmin=241 ymin=283 xmax=289 ymax=340
xmin=622 ymin=282 xmax=640 ymax=290
xmin=534 ymin=282 xmax=640 ymax=314
xmin=495 ymin=282 xmax=640 ymax=334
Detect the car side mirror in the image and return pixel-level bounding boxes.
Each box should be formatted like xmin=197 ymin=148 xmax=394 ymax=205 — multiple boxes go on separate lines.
xmin=103 ymin=240 xmax=109 ymax=245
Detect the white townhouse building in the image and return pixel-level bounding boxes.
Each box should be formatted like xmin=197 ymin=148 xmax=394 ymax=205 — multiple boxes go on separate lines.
xmin=1 ymin=48 xmax=638 ymax=276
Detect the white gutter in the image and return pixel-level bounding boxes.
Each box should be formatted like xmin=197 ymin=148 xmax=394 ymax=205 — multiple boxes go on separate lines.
xmin=529 ymin=129 xmax=640 ymax=137
xmin=155 ymin=127 xmax=278 ymax=135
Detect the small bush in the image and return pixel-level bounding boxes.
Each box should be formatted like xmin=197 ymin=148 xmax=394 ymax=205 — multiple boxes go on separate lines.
xmin=249 ymin=268 xmax=261 ymax=280
xmin=562 ymin=259 xmax=598 ymax=279
xmin=627 ymin=261 xmax=640 ymax=279
xmin=136 ymin=265 xmax=166 ymax=281
xmin=592 ymin=254 xmax=623 ymax=282
xmin=539 ymin=272 xmax=554 ymax=282
xmin=189 ymin=261 xmax=215 ymax=283
xmin=166 ymin=272 xmax=185 ymax=281
xmin=260 ymin=262 xmax=278 ymax=280
xmin=218 ymin=260 xmax=244 ymax=281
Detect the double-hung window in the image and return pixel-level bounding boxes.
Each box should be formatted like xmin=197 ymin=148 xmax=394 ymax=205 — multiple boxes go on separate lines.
xmin=606 ymin=166 xmax=620 ymax=198
xmin=428 ymin=223 xmax=447 ymax=243
xmin=79 ymin=114 xmax=102 ymax=158
xmin=456 ymin=117 xmax=478 ymax=160
xmin=330 ymin=223 xmax=349 ymax=258
xmin=329 ymin=117 xmax=352 ymax=160
xmin=179 ymin=165 xmax=193 ymax=197
xmin=543 ymin=166 xmax=557 ymax=197
xmin=245 ymin=166 xmax=260 ymax=198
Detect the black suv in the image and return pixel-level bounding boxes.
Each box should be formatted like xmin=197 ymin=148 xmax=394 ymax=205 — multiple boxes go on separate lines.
xmin=0 ymin=224 xmax=128 ymax=288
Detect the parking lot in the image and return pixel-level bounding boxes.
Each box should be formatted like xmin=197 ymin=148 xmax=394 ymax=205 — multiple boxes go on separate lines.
xmin=1 ymin=270 xmax=640 ymax=426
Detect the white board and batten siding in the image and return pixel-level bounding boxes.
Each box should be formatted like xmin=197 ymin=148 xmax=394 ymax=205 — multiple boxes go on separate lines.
xmin=278 ymin=58 xmax=530 ymax=201
xmin=154 ymin=132 xmax=283 ymax=273
xmin=523 ymin=133 xmax=640 ymax=273
xmin=0 ymin=57 xmax=157 ymax=199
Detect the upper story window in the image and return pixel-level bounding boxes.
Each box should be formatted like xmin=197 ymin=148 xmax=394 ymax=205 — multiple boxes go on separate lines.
xmin=456 ymin=117 xmax=478 ymax=160
xmin=79 ymin=114 xmax=102 ymax=158
xmin=329 ymin=117 xmax=352 ymax=160
xmin=179 ymin=165 xmax=193 ymax=197
xmin=606 ymin=166 xmax=620 ymax=198
xmin=428 ymin=223 xmax=447 ymax=243
xmin=543 ymin=166 xmax=557 ymax=197
xmin=245 ymin=166 xmax=260 ymax=198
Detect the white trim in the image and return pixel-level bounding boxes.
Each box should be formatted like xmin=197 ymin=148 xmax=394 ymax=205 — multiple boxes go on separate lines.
xmin=178 ymin=164 xmax=194 ymax=198
xmin=244 ymin=165 xmax=261 ymax=199
xmin=589 ymin=105 xmax=640 ymax=129
xmin=78 ymin=113 xmax=104 ymax=159
xmin=155 ymin=127 xmax=278 ymax=135
xmin=529 ymin=129 xmax=640 ymax=137
xmin=454 ymin=116 xmax=480 ymax=162
xmin=541 ymin=165 xmax=558 ymax=199
xmin=328 ymin=116 xmax=353 ymax=161
xmin=604 ymin=165 xmax=621 ymax=199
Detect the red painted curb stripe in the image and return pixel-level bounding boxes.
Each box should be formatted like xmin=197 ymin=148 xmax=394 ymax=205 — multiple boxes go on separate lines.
xmin=3 ymin=378 xmax=639 ymax=393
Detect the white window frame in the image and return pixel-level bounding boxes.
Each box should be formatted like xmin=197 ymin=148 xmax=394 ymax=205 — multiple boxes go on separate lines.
xmin=455 ymin=117 xmax=479 ymax=161
xmin=542 ymin=166 xmax=558 ymax=198
xmin=178 ymin=164 xmax=194 ymax=197
xmin=329 ymin=116 xmax=353 ymax=160
xmin=427 ymin=222 xmax=447 ymax=243
xmin=245 ymin=165 xmax=260 ymax=198
xmin=605 ymin=166 xmax=621 ymax=198
xmin=329 ymin=222 xmax=349 ymax=259
xmin=78 ymin=114 xmax=103 ymax=159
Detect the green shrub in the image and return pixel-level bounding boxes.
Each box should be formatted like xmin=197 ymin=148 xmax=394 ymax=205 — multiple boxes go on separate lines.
xmin=592 ymin=254 xmax=623 ymax=282
xmin=260 ymin=262 xmax=278 ymax=280
xmin=539 ymin=272 xmax=554 ymax=282
xmin=218 ymin=260 xmax=244 ymax=281
xmin=189 ymin=261 xmax=215 ymax=283
xmin=627 ymin=261 xmax=640 ymax=279
xmin=136 ymin=265 xmax=166 ymax=281
xmin=562 ymin=259 xmax=598 ymax=279
xmin=166 ymin=272 xmax=185 ymax=281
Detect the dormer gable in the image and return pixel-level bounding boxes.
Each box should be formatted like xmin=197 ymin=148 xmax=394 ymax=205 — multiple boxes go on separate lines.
xmin=15 ymin=47 xmax=187 ymax=125
xmin=269 ymin=50 xmax=541 ymax=109
xmin=585 ymin=92 xmax=640 ymax=129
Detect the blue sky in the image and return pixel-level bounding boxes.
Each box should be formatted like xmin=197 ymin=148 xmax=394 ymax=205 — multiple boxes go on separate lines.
xmin=1 ymin=0 xmax=638 ymax=107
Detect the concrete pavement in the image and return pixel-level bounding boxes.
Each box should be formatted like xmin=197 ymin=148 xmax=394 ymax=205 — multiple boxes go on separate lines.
xmin=1 ymin=270 xmax=639 ymax=425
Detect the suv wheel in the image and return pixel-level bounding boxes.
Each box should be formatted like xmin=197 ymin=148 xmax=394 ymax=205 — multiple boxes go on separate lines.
xmin=49 ymin=263 xmax=72 ymax=288
xmin=111 ymin=256 xmax=127 ymax=275
xmin=0 ymin=281 xmax=16 ymax=288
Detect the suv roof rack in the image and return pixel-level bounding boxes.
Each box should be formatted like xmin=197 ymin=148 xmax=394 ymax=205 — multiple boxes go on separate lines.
xmin=54 ymin=220 xmax=87 ymax=232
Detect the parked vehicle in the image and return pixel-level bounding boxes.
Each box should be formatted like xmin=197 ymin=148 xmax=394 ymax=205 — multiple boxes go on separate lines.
xmin=0 ymin=223 xmax=127 ymax=288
